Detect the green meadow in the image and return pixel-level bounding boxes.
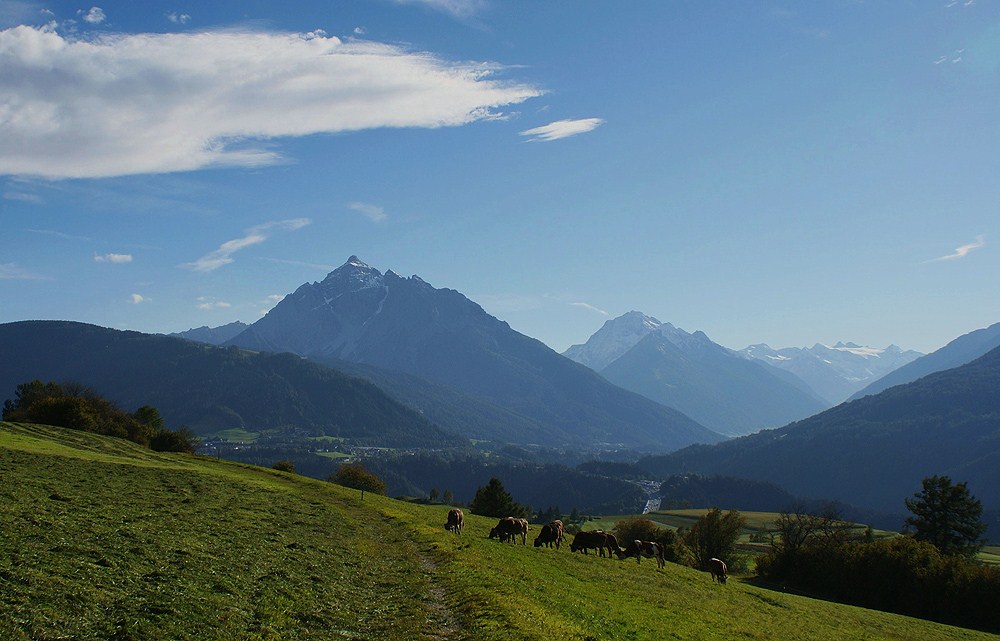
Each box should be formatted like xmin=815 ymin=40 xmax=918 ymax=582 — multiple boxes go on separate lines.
xmin=1 ymin=421 xmax=995 ymax=641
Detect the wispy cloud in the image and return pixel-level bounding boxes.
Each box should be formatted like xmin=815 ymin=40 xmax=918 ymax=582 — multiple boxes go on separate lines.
xmin=94 ymin=252 xmax=132 ymax=264
xmin=78 ymin=7 xmax=105 ymax=24
xmin=348 ymin=201 xmax=388 ymax=223
xmin=25 ymin=228 xmax=90 ymax=241
xmin=570 ymin=301 xmax=609 ymax=316
xmin=0 ymin=25 xmax=541 ymax=179
xmin=520 ymin=118 xmax=605 ymax=142
xmin=182 ymin=218 xmax=311 ymax=272
xmin=927 ymin=235 xmax=985 ymax=262
xmin=392 ymin=0 xmax=488 ymax=19
xmin=130 ymin=293 xmax=146 ymax=304
xmin=0 ymin=261 xmax=47 ymax=280
xmin=196 ymin=296 xmax=231 ymax=310
xmin=166 ymin=12 xmax=190 ymax=25
xmin=4 ymin=190 xmax=42 ymax=203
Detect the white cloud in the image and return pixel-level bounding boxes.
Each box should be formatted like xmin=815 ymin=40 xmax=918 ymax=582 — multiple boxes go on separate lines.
xmin=130 ymin=293 xmax=145 ymax=304
xmin=393 ymin=0 xmax=487 ymax=18
xmin=927 ymin=235 xmax=986 ymax=262
xmin=94 ymin=252 xmax=132 ymax=263
xmin=79 ymin=7 xmax=105 ymax=24
xmin=166 ymin=12 xmax=190 ymax=25
xmin=0 ymin=261 xmax=46 ymax=280
xmin=570 ymin=301 xmax=609 ymax=316
xmin=181 ymin=218 xmax=311 ymax=272
xmin=519 ymin=118 xmax=605 ymax=142
xmin=196 ymin=297 xmax=232 ymax=310
xmin=0 ymin=25 xmax=542 ymax=179
xmin=348 ymin=201 xmax=387 ymax=223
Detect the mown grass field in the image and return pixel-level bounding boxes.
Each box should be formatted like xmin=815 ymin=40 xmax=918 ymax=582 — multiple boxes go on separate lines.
xmin=2 ymin=421 xmax=996 ymax=641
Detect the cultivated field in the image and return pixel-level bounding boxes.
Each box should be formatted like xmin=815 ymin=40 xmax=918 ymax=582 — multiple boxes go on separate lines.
xmin=1 ymin=421 xmax=994 ymax=641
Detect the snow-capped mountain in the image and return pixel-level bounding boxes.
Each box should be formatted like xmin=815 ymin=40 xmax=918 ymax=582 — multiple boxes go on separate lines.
xmin=227 ymin=257 xmax=722 ymax=450
xmin=562 ymin=311 xmax=663 ymax=371
xmin=565 ymin=312 xmax=828 ymax=436
xmin=740 ymin=342 xmax=923 ymax=405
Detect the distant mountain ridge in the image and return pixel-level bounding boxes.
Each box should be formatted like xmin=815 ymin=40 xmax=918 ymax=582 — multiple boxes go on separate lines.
xmin=226 ymin=257 xmax=723 ymax=451
xmin=740 ymin=342 xmax=923 ymax=405
xmin=639 ymin=344 xmax=1000 ymax=517
xmin=849 ymin=321 xmax=1000 ymax=401
xmin=170 ymin=321 xmax=248 ymax=345
xmin=0 ymin=320 xmax=458 ymax=447
xmin=563 ymin=312 xmax=827 ymax=436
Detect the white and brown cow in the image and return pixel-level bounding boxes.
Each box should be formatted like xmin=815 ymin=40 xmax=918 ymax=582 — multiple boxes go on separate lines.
xmin=708 ymin=557 xmax=728 ymax=584
xmin=618 ymin=540 xmax=665 ymax=569
xmin=444 ymin=508 xmax=464 ymax=534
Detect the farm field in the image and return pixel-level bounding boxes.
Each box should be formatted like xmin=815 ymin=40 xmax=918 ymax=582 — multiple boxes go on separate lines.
xmin=1 ymin=421 xmax=996 ymax=641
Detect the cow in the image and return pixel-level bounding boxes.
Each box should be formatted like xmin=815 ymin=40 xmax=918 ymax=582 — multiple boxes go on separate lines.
xmin=571 ymin=530 xmax=620 ymax=557
xmin=708 ymin=557 xmax=728 ymax=584
xmin=444 ymin=508 xmax=464 ymax=534
xmin=533 ymin=519 xmax=565 ymax=549
xmin=489 ymin=517 xmax=528 ymax=544
xmin=617 ymin=540 xmax=665 ymax=569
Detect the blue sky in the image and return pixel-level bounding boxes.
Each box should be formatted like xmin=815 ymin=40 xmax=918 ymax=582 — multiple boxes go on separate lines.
xmin=1 ymin=0 xmax=998 ymax=355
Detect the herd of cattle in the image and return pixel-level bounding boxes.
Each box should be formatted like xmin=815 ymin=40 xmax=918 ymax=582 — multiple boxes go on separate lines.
xmin=443 ymin=508 xmax=728 ymax=583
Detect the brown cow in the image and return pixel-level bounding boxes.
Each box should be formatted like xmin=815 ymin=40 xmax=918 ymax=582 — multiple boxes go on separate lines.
xmin=444 ymin=508 xmax=464 ymax=534
xmin=571 ymin=530 xmax=620 ymax=557
xmin=617 ymin=540 xmax=665 ymax=569
xmin=709 ymin=557 xmax=728 ymax=584
xmin=533 ymin=519 xmax=564 ymax=549
xmin=489 ymin=517 xmax=528 ymax=544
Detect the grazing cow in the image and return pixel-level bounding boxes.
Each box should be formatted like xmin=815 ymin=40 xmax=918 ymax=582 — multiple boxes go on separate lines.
xmin=444 ymin=508 xmax=464 ymax=534
xmin=571 ymin=530 xmax=620 ymax=557
xmin=489 ymin=517 xmax=528 ymax=544
xmin=709 ymin=557 xmax=728 ymax=584
xmin=533 ymin=520 xmax=565 ymax=549
xmin=617 ymin=540 xmax=665 ymax=569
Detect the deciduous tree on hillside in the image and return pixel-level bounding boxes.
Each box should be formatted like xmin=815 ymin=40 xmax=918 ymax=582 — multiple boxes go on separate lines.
xmin=683 ymin=507 xmax=746 ymax=570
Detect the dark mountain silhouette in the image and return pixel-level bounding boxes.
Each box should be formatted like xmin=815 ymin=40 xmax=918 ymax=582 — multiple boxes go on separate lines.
xmin=0 ymin=320 xmax=458 ymax=447
xmin=639 ymin=345 xmax=1000 ymax=515
xmin=849 ymin=321 xmax=1000 ymax=400
xmin=227 ymin=257 xmax=723 ymax=451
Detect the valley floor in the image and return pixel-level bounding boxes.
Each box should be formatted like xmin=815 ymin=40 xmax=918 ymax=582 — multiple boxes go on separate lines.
xmin=2 ymin=422 xmax=996 ymax=641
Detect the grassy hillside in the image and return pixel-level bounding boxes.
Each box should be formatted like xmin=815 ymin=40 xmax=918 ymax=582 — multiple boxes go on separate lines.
xmin=1 ymin=422 xmax=994 ymax=641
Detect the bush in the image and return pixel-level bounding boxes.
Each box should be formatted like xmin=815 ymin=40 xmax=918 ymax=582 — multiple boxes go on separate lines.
xmin=150 ymin=427 xmax=198 ymax=453
xmin=272 ymin=459 xmax=296 ymax=473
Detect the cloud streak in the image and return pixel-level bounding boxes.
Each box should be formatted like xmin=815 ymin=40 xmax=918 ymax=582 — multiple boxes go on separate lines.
xmin=0 ymin=25 xmax=542 ymax=179
xmin=182 ymin=218 xmax=311 ymax=272
xmin=927 ymin=235 xmax=985 ymax=262
xmin=348 ymin=201 xmax=388 ymax=223
xmin=520 ymin=118 xmax=605 ymax=142
xmin=570 ymin=301 xmax=609 ymax=316
xmin=94 ymin=252 xmax=133 ymax=263
xmin=0 ymin=262 xmax=46 ymax=280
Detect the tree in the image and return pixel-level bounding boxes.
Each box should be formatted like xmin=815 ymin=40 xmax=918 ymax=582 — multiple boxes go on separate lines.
xmin=443 ymin=489 xmax=454 ymax=505
xmin=468 ymin=477 xmax=528 ymax=518
xmin=683 ymin=507 xmax=747 ymax=569
xmin=272 ymin=459 xmax=296 ymax=473
xmin=428 ymin=488 xmax=440 ymax=503
xmin=905 ymin=475 xmax=986 ymax=557
xmin=331 ymin=463 xmax=386 ymax=496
